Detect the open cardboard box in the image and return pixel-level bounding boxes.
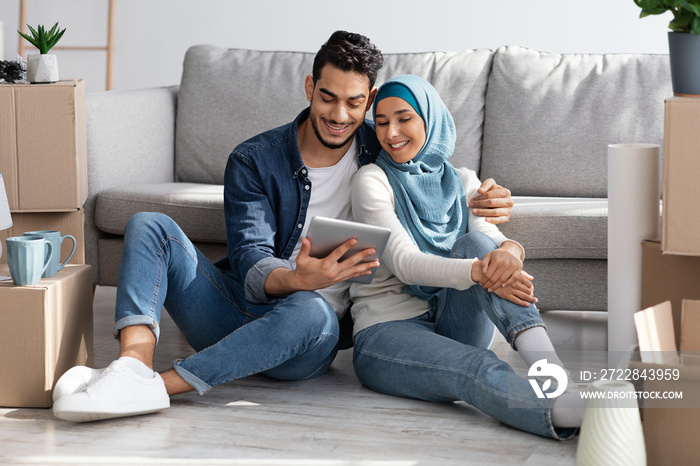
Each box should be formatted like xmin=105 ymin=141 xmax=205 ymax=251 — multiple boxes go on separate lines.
xmin=631 ymin=300 xmax=700 ymax=465
xmin=641 ymin=239 xmax=700 ymax=350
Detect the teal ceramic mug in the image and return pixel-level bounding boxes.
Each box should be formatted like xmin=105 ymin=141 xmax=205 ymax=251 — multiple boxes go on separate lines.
xmin=23 ymin=230 xmax=76 ymax=278
xmin=5 ymin=236 xmax=54 ymax=286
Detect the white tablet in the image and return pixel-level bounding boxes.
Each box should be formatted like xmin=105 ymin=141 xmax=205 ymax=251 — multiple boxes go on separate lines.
xmin=307 ymin=216 xmax=391 ymax=284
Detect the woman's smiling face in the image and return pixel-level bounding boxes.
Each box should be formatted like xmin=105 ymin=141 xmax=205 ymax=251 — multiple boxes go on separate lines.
xmin=374 ymin=96 xmax=426 ymax=164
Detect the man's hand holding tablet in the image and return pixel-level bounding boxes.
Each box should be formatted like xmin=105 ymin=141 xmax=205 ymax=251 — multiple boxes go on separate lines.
xmin=264 ymin=217 xmax=391 ymax=296
xmin=306 ymin=217 xmax=391 ymax=284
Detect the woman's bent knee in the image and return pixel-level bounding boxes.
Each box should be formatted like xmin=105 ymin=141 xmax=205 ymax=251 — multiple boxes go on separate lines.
xmin=451 ymin=231 xmax=498 ymax=259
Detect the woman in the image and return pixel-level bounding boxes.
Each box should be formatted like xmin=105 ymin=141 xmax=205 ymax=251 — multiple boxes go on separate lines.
xmin=350 ymin=75 xmax=583 ymax=440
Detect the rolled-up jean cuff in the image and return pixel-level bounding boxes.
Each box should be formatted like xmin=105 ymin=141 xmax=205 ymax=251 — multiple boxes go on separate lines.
xmin=114 ymin=315 xmax=161 ymax=344
xmin=507 ymin=320 xmax=546 ymax=350
xmin=172 ymin=360 xmax=210 ymax=395
xmin=546 ymin=402 xmax=579 ymax=440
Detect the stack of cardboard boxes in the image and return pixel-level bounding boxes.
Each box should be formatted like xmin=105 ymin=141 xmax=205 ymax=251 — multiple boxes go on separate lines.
xmin=636 ymin=96 xmax=700 ymax=464
xmin=0 ymin=80 xmax=93 ymax=408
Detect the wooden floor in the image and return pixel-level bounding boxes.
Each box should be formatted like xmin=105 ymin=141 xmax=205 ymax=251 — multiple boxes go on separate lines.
xmin=0 ymin=287 xmax=607 ymax=465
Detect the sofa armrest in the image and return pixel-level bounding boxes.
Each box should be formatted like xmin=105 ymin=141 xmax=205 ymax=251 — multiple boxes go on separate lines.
xmin=84 ymin=86 xmax=178 ymax=284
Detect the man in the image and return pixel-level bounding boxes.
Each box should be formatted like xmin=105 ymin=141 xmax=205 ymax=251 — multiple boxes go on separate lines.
xmin=52 ymin=31 xmax=514 ymax=422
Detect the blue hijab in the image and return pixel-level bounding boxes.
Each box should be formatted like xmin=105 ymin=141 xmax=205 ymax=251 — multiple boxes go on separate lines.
xmin=373 ymin=75 xmax=467 ymax=305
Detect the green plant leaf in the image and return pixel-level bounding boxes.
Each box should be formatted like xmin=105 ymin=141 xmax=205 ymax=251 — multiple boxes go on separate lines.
xmin=634 ymin=0 xmax=700 ymax=33
xmin=640 ymin=7 xmax=672 ymax=16
xmin=27 ymin=24 xmax=40 ymax=39
xmin=38 ymin=27 xmax=48 ymax=54
xmin=691 ymin=15 xmax=700 ymax=34
xmin=17 ymin=22 xmax=65 ymax=54
xmin=46 ymin=22 xmax=59 ymax=39
xmin=45 ymin=26 xmax=66 ymax=51
xmin=670 ymin=15 xmax=693 ymax=32
xmin=635 ymin=0 xmax=660 ymax=9
xmin=17 ymin=30 xmax=39 ymax=49
xmin=679 ymin=0 xmax=700 ymax=16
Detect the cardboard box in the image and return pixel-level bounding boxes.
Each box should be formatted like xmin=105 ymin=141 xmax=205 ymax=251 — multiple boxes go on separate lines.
xmin=641 ymin=239 xmax=700 ymax=349
xmin=0 ymin=209 xmax=85 ymax=266
xmin=0 ymin=264 xmax=93 ymax=408
xmin=631 ymin=300 xmax=700 ymax=465
xmin=662 ymin=97 xmax=700 ymax=256
xmin=0 ymin=80 xmax=87 ymax=212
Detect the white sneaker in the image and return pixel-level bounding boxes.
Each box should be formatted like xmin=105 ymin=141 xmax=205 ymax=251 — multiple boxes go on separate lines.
xmin=53 ymin=366 xmax=104 ymax=402
xmin=52 ymin=359 xmax=170 ymax=422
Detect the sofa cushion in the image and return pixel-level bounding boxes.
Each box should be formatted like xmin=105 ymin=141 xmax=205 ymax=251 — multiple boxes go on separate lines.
xmin=95 ymin=183 xmax=226 ymax=243
xmin=496 ymin=197 xmax=608 ymax=260
xmin=176 ymin=45 xmax=494 ymax=185
xmin=96 ymin=187 xmax=608 ymax=261
xmin=481 ymin=46 xmax=671 ymax=197
xmin=176 ymin=45 xmax=314 ymax=185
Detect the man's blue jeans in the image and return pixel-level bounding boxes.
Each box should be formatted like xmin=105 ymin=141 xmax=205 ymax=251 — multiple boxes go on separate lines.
xmin=114 ymin=212 xmax=340 ymax=394
xmin=352 ymin=231 xmax=575 ymax=440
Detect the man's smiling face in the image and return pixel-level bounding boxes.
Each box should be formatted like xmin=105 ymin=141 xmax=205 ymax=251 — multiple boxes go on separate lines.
xmin=305 ymin=64 xmax=373 ymax=150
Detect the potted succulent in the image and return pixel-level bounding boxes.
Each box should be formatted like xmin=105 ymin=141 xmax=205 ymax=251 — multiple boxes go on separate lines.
xmin=17 ymin=22 xmax=66 ymax=84
xmin=634 ymin=0 xmax=700 ymax=95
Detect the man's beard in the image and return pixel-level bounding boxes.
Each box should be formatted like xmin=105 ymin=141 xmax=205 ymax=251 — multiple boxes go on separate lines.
xmin=309 ymin=113 xmax=355 ymax=150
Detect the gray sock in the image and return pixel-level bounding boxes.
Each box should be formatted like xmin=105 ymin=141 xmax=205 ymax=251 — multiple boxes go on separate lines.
xmin=551 ymin=393 xmax=586 ymax=428
xmin=515 ymin=327 xmax=585 ymax=427
xmin=513 ymin=326 xmax=564 ymax=368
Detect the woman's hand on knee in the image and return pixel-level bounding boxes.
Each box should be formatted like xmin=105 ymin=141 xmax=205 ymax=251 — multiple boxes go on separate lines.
xmin=492 ymin=270 xmax=537 ymax=307
xmin=479 ymin=249 xmax=523 ymax=291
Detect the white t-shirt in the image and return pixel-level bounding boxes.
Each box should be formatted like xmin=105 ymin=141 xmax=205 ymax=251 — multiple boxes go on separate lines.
xmin=289 ymin=138 xmax=359 ymax=317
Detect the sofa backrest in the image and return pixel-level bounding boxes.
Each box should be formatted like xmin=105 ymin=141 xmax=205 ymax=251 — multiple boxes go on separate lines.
xmin=175 ymin=45 xmax=493 ymax=184
xmin=480 ymin=46 xmax=671 ymax=197
xmin=176 ymin=45 xmax=313 ymax=185
xmin=176 ymin=44 xmax=672 ymax=196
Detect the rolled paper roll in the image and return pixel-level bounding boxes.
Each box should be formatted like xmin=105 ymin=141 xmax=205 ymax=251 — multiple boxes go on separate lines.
xmin=607 ymin=143 xmax=660 ymax=368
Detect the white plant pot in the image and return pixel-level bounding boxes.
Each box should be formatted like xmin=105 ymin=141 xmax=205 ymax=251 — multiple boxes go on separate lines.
xmin=27 ymin=54 xmax=59 ymax=83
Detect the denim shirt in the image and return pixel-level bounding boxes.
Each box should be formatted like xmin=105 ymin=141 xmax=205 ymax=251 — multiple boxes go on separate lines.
xmin=219 ymin=107 xmax=380 ymax=304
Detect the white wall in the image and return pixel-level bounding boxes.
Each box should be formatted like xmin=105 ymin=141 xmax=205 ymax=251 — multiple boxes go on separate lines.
xmin=1 ymin=0 xmax=673 ymax=93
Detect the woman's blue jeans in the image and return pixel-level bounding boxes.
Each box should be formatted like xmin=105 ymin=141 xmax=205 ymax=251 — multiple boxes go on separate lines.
xmin=352 ymin=231 xmax=575 ymax=440
xmin=114 ymin=212 xmax=340 ymax=395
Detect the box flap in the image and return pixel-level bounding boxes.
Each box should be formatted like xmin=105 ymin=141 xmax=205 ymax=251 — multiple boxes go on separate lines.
xmin=634 ymin=301 xmax=677 ymax=363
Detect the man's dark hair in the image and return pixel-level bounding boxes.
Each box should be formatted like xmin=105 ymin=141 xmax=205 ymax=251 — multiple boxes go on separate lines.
xmin=312 ymin=31 xmax=384 ymax=89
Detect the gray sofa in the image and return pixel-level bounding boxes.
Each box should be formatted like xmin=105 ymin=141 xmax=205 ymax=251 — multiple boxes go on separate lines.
xmin=85 ymin=44 xmax=671 ymax=311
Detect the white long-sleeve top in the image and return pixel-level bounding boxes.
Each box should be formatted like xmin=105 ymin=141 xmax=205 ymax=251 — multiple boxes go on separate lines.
xmin=349 ymin=163 xmax=521 ymax=337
